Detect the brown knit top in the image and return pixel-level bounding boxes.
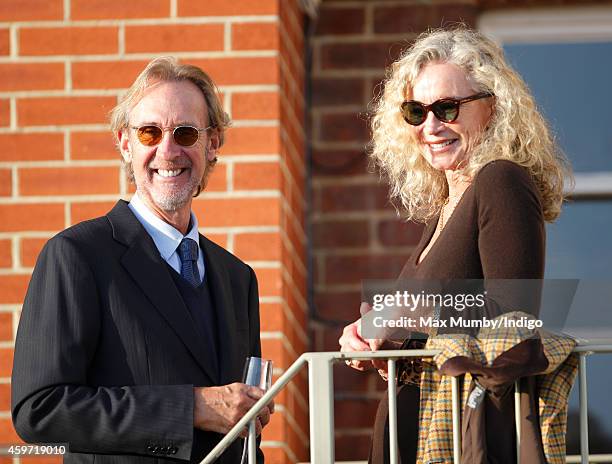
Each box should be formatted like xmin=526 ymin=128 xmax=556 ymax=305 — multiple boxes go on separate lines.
xmin=401 ymin=159 xmax=545 ymax=281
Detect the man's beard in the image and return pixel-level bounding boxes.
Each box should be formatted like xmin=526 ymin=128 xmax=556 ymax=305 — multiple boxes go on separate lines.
xmin=138 ymin=171 xmax=200 ymax=212
xmin=137 ymin=163 xmax=213 ymax=211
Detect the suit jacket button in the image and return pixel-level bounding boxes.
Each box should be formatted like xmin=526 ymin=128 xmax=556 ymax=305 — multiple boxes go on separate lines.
xmin=146 ymin=445 xmax=155 ymax=452
xmin=170 ymin=446 xmax=178 ymax=454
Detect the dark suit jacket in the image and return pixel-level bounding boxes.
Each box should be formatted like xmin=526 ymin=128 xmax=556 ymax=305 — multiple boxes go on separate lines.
xmin=11 ymin=200 xmax=263 ymax=463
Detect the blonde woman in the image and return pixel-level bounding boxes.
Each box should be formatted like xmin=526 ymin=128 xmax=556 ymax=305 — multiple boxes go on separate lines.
xmin=339 ymin=27 xmax=571 ymax=463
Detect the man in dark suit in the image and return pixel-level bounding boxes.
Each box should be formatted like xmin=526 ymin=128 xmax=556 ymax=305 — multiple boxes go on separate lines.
xmin=11 ymin=57 xmax=273 ymax=463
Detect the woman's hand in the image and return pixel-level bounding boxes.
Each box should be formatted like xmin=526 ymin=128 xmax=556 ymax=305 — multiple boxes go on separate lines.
xmin=339 ymin=303 xmax=388 ymax=372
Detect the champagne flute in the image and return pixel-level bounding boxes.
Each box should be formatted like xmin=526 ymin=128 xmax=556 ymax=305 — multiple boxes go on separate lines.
xmin=240 ymin=357 xmax=273 ymax=464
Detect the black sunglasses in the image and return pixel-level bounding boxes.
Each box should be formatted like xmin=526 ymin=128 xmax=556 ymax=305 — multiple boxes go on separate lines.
xmin=130 ymin=124 xmax=212 ymax=147
xmin=400 ymin=92 xmax=494 ymax=126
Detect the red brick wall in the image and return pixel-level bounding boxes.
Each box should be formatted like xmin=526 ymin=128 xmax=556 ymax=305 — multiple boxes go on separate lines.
xmin=0 ymin=1 xmax=306 ymax=462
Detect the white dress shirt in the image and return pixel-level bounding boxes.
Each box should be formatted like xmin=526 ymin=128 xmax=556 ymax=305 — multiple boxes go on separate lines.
xmin=128 ymin=193 xmax=205 ymax=281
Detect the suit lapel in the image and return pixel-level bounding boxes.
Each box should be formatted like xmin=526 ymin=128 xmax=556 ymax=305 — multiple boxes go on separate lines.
xmin=200 ymin=236 xmax=243 ymax=385
xmin=107 ymin=201 xmax=217 ymax=384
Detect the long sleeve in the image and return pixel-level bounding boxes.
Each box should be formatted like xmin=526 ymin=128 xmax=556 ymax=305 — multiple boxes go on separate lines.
xmin=11 ymin=234 xmax=194 ymax=460
xmin=476 ymin=160 xmax=545 ymax=280
xmin=474 ymin=160 xmax=546 ymax=320
xmin=247 ymin=266 xmax=266 ymax=464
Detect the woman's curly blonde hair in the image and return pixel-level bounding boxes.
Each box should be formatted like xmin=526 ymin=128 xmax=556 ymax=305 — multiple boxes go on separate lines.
xmin=370 ymin=27 xmax=571 ymax=223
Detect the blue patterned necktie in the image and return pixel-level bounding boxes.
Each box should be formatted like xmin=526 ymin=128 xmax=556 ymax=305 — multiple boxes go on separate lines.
xmin=177 ymin=238 xmax=201 ymax=287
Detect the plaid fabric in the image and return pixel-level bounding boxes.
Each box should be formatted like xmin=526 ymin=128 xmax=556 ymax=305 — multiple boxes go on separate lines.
xmin=416 ymin=312 xmax=577 ymax=464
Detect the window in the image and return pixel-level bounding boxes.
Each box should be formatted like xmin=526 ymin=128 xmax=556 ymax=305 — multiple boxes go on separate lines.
xmin=480 ymin=7 xmax=612 ymax=454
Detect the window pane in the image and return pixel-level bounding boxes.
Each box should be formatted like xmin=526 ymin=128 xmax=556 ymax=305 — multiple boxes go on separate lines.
xmin=505 ymin=42 xmax=612 ymax=173
xmin=545 ymin=200 xmax=612 ymax=452
xmin=546 ymin=200 xmax=612 ymax=278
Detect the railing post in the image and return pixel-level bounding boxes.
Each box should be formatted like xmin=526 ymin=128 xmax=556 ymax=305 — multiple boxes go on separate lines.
xmin=248 ymin=421 xmax=256 ymax=464
xmin=515 ymin=380 xmax=521 ymax=464
xmin=308 ymin=354 xmax=335 ymax=464
xmin=387 ymin=359 xmax=398 ymax=464
xmin=579 ymin=353 xmax=589 ymax=464
xmin=451 ymin=376 xmax=461 ymax=463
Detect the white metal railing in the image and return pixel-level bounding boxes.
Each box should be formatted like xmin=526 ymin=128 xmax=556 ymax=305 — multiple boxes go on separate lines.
xmin=202 ymin=344 xmax=612 ymax=464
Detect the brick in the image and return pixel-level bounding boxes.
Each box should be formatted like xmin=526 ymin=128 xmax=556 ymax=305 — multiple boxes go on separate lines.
xmin=333 ymin=363 xmax=374 ymax=393
xmin=256 ymin=267 xmax=282 ymax=301
xmin=319 ymin=183 xmax=389 ymax=213
xmin=192 ymin=197 xmax=279 ymax=228
xmin=0 ymin=204 xmax=64 ymax=232
xmin=0 ymin=240 xmax=11 ymax=268
xmin=0 ymin=383 xmax=10 ymax=410
xmin=0 ymin=169 xmax=11 ymax=196
xmin=234 ymin=232 xmax=281 ymax=262
xmin=232 ymin=92 xmax=279 ymax=120
xmin=1 ymin=133 xmax=64 ymax=162
xmin=260 ymin=338 xmax=288 ymax=369
xmin=311 ymin=77 xmax=365 ymax=107
xmin=0 ymin=28 xmax=9 ymax=55
xmin=259 ymin=302 xmax=283 ymax=332
xmin=19 ymin=166 xmax=119 ymax=196
xmin=0 ymin=0 xmax=62 ymax=21
xmin=190 ymin=57 xmax=278 ymax=86
xmin=19 ymin=27 xmax=118 ymax=56
xmin=125 ymin=24 xmax=224 ymax=53
xmin=72 ymin=0 xmax=169 ymax=19
xmin=0 ymin=274 xmax=29 ymax=304
xmin=259 ymin=447 xmax=290 ymax=464
xmin=311 ymin=148 xmax=369 ymax=176
xmin=0 ymin=417 xmax=23 ymax=444
xmin=18 ymin=96 xmax=116 ymax=126
xmin=70 ymin=201 xmax=115 ymax=224
xmin=378 ymin=219 xmax=424 ymax=247
xmin=20 ymin=237 xmax=48 ymax=268
xmin=232 ymin=22 xmax=279 ymax=51
xmin=71 ymin=131 xmax=117 ymax=160
xmin=319 ymin=112 xmax=369 ymax=143
xmin=314 ymin=289 xmax=361 ymax=322
xmin=316 ymin=5 xmax=365 ymax=35
xmin=0 ymin=63 xmax=64 ymax=92
xmin=0 ymin=100 xmax=9 ymax=126
xmin=373 ymin=4 xmax=478 ymax=34
xmin=202 ymin=233 xmax=227 ymax=249
xmin=202 ymin=163 xmax=226 ymax=192
xmin=221 ymin=126 xmax=279 ymax=155
xmin=335 ymin=398 xmax=380 ymax=428
xmin=0 ymin=313 xmax=11 ymax=341
xmin=72 ymin=60 xmax=148 ymax=90
xmin=479 ymin=0 xmax=568 ymax=6
xmin=178 ymin=0 xmax=277 ymax=16
xmin=264 ymin=411 xmax=286 ymax=442
xmin=312 ymin=219 xmax=369 ymax=248
xmin=234 ymin=162 xmax=280 ymax=190
xmin=320 ymin=41 xmax=403 ymax=71
xmin=325 ymin=253 xmax=408 ymax=284
xmin=336 ymin=432 xmax=373 ymax=461
xmin=21 ymin=458 xmax=63 ymax=464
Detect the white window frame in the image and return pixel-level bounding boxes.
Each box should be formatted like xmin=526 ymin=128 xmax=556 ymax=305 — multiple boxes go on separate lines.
xmin=478 ymin=6 xmax=612 ymax=198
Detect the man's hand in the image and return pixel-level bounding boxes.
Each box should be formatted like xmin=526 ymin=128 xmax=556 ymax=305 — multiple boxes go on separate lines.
xmin=193 ymin=383 xmax=275 ymax=437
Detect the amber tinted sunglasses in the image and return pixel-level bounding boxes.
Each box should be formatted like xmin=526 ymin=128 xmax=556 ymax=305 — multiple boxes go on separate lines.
xmin=400 ymin=92 xmax=494 ymax=126
xmin=130 ymin=124 xmax=212 ymax=147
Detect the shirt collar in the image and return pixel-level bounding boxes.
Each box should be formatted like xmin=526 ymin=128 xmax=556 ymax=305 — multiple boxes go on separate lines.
xmin=128 ymin=192 xmax=201 ymax=261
